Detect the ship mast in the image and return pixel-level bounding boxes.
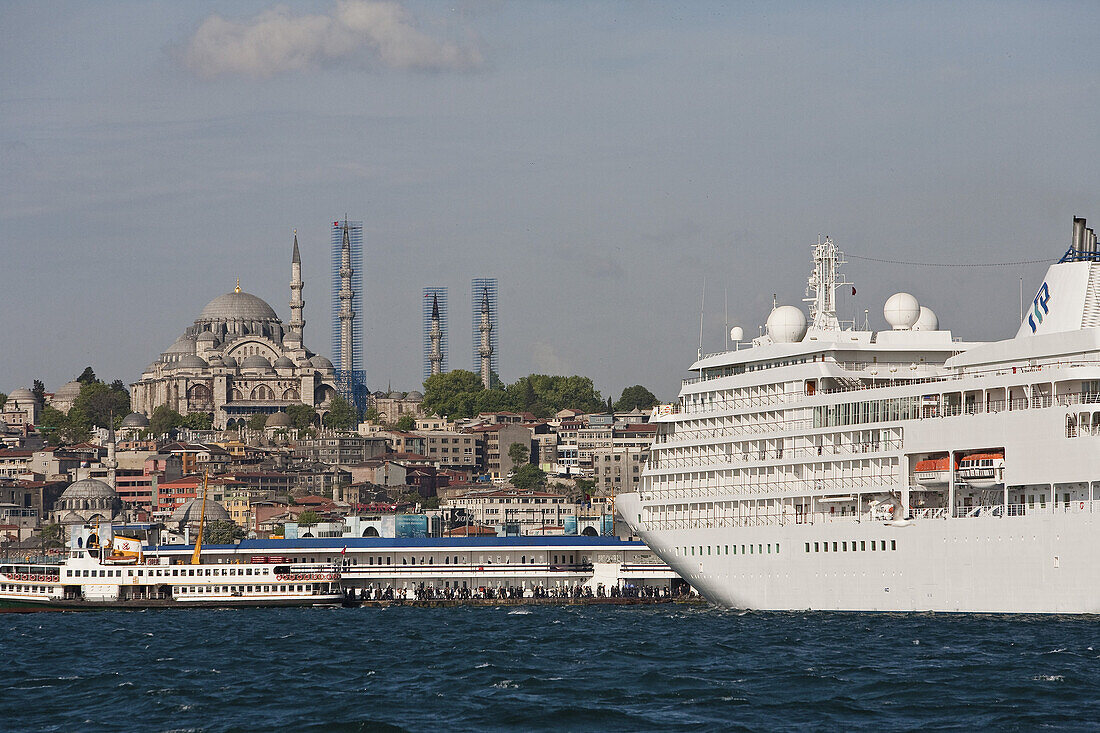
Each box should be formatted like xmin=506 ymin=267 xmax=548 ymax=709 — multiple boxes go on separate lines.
xmin=804 ymin=236 xmax=851 ymax=332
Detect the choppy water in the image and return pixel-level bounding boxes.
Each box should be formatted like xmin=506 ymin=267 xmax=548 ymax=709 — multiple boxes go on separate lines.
xmin=3 ymin=606 xmax=1098 ymax=732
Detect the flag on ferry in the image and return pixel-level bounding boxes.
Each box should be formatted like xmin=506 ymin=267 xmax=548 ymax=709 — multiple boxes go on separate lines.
xmin=112 ymin=536 xmax=143 ymax=555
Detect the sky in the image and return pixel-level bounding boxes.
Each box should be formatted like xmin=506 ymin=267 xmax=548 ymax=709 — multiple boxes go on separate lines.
xmin=3 ymin=1 xmax=1100 ymax=403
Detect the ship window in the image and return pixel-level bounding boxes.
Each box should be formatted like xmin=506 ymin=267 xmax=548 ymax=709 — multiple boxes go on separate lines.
xmin=891 ymin=540 xmax=897 ymax=551
xmin=871 ymin=541 xmax=876 ymax=550
xmin=741 ymin=545 xmax=746 ymax=554
xmin=861 ymin=541 xmax=866 ymax=551
xmin=725 ymin=546 xmax=729 ymax=554
xmin=767 ymin=544 xmax=772 ymax=554
xmin=823 ymin=543 xmax=828 ymax=552
xmin=750 ymin=545 xmax=753 ymax=554
xmin=707 ymin=547 xmax=711 ymax=556
xmin=805 ymin=543 xmax=810 ymax=553
xmin=832 ymin=542 xmax=837 ymax=552
xmin=882 ymin=539 xmax=888 ymax=549
xmin=690 ymin=547 xmax=694 ymax=556
xmin=842 ymin=542 xmax=848 ymax=551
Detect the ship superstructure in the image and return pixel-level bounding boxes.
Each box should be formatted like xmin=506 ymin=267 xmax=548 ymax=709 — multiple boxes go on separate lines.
xmin=619 ymin=217 xmax=1100 ymax=613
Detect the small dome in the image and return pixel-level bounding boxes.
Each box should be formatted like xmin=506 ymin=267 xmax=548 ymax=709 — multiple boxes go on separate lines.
xmin=266 ymin=411 xmax=292 ymax=428
xmin=766 ymin=306 xmax=808 ymax=344
xmin=884 ymin=293 xmax=921 ymax=330
xmin=198 ymin=290 xmax=279 ymax=323
xmin=273 ymin=356 xmax=296 ymax=369
xmin=310 ymin=355 xmax=334 ymax=370
xmin=7 ymin=387 xmax=35 ymax=403
xmin=53 ymin=381 xmax=83 ymax=401
xmin=406 ymin=391 xmax=423 ymax=400
xmin=169 ymin=498 xmax=231 ymax=526
xmin=121 ymin=412 xmax=150 ymax=428
xmin=283 ymin=331 xmax=302 ymax=346
xmin=172 ymin=354 xmax=209 ymax=370
xmin=240 ymin=355 xmax=272 ymax=371
xmin=61 ymin=477 xmax=117 ymax=502
xmin=913 ymin=306 xmax=939 ymax=331
xmin=197 ymin=330 xmax=220 ymax=344
xmin=164 ymin=334 xmax=197 ymax=356
xmin=207 ymin=354 xmax=224 ymax=366
xmin=61 ymin=511 xmax=86 ymax=525
xmin=387 ymin=391 xmax=403 ymax=399
xmin=220 ymin=355 xmax=238 ymax=368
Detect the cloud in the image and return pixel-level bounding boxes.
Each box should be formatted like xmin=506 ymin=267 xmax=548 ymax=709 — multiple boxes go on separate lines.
xmin=184 ymin=1 xmax=482 ymax=78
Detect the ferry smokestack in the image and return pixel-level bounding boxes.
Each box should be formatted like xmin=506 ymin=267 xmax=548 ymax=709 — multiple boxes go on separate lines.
xmin=1089 ymin=228 xmax=1097 ymax=256
xmin=1073 ymin=217 xmax=1087 ymax=256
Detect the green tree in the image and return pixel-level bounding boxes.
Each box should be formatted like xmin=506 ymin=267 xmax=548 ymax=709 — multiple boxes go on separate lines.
xmin=573 ymin=477 xmax=596 ymax=502
xmin=39 ymin=523 xmax=64 ymax=551
xmin=37 ymin=406 xmax=67 ymax=445
xmin=520 ymin=374 xmax=603 ymax=414
xmin=297 ymin=510 xmax=321 ymax=526
xmin=322 ymin=394 xmax=358 ymax=430
xmin=247 ymin=413 xmax=269 ymax=431
xmin=32 ymin=379 xmax=46 ymax=405
xmin=394 ymin=413 xmax=416 ymax=431
xmin=71 ymin=381 xmax=130 ymax=431
xmin=182 ymin=412 xmax=213 ymax=430
xmin=511 ymin=464 xmax=547 ymax=491
xmin=205 ymin=520 xmax=245 ymax=545
xmin=614 ymin=385 xmax=659 ymax=412
xmin=362 ymin=406 xmax=381 ymax=423
xmin=507 ymin=441 xmax=530 ymax=466
xmin=286 ymin=403 xmax=317 ymax=430
xmin=76 ymin=366 xmax=97 ymax=384
xmin=0 ymin=393 xmax=6 ymax=411
xmin=422 ymin=369 xmax=484 ymax=418
xmin=149 ymin=405 xmax=184 ymax=437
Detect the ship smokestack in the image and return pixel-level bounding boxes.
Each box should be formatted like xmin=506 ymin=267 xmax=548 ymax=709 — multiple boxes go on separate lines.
xmin=1089 ymin=228 xmax=1097 ymax=256
xmin=1073 ymin=217 xmax=1087 ymax=257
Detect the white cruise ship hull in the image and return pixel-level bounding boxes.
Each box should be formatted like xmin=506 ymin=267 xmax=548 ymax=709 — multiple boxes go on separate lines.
xmin=621 ymin=493 xmax=1100 ymax=612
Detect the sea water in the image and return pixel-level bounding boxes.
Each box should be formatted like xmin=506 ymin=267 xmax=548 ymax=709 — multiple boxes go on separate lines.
xmin=3 ymin=606 xmax=1098 ymax=731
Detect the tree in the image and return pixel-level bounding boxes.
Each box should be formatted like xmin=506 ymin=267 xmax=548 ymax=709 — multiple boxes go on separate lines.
xmin=422 ymin=370 xmax=484 ymax=418
xmin=37 ymin=407 xmax=67 ymax=446
xmin=32 ymin=379 xmax=46 ymax=405
xmin=323 ymin=394 xmax=357 ymax=430
xmin=507 ymin=441 xmax=530 ymax=466
xmin=362 ymin=406 xmax=381 ymax=423
xmin=247 ymin=413 xmax=269 ymax=431
xmin=149 ymin=405 xmax=184 ymax=437
xmin=39 ymin=523 xmax=64 ymax=551
xmin=0 ymin=393 xmax=6 ymax=411
xmin=76 ymin=367 xmax=97 ymax=384
xmin=614 ymin=385 xmax=659 ymax=412
xmin=511 ymin=464 xmax=547 ymax=491
xmin=394 ymin=413 xmax=416 ymax=431
xmin=297 ymin=510 xmax=321 ymax=526
xmin=573 ymin=477 xmax=596 ymax=503
xmin=71 ymin=381 xmax=130 ymax=430
xmin=182 ymin=412 xmax=213 ymax=430
xmin=286 ymin=403 xmax=316 ymax=430
xmin=205 ymin=520 xmax=245 ymax=545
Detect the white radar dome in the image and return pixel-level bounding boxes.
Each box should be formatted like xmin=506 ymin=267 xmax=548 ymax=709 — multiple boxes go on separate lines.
xmin=884 ymin=292 xmax=920 ymax=330
xmin=766 ymin=305 xmax=808 ymax=343
xmin=912 ymin=306 xmax=939 ymax=331
xmin=730 ymin=326 xmax=744 ymax=342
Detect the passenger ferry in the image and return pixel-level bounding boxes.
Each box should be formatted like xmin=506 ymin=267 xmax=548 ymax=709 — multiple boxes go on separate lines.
xmin=618 ymin=216 xmax=1100 ymax=613
xmin=0 ymin=525 xmax=341 ymax=611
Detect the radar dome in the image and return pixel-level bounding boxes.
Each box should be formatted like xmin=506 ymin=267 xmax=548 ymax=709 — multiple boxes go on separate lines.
xmin=730 ymin=326 xmax=744 ymax=342
xmin=884 ymin=293 xmax=920 ymax=330
xmin=913 ymin=306 xmax=939 ymax=331
xmin=766 ymin=306 xmax=807 ymax=344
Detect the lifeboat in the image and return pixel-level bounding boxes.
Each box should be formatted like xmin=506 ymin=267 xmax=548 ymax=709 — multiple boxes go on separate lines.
xmin=913 ymin=456 xmax=953 ymax=487
xmin=957 ymin=452 xmax=1005 ymax=489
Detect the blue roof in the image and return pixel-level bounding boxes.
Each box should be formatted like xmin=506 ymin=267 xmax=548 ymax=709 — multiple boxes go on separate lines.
xmin=149 ymin=536 xmax=646 ymax=553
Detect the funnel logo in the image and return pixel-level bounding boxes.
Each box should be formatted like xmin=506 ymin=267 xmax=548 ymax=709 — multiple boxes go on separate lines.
xmin=1027 ymin=282 xmax=1051 ymax=333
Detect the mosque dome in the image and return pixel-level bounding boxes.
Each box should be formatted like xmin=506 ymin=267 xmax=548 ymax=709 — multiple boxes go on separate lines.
xmin=164 ymin=334 xmax=197 ymax=357
xmin=121 ymin=412 xmax=150 ymax=428
xmin=172 ymin=354 xmax=209 ymax=370
xmin=53 ymin=380 xmax=83 ymax=402
xmin=169 ymin=498 xmax=230 ymax=526
xmin=60 ymin=477 xmax=117 ymax=502
xmin=196 ymin=330 xmax=220 ymax=345
xmin=387 ymin=391 xmax=404 ymax=399
xmin=273 ymin=356 xmax=296 ymax=370
xmin=241 ymin=355 xmax=273 ymax=372
xmin=61 ymin=511 xmax=86 ymax=525
xmin=8 ymin=387 xmax=35 ymax=403
xmin=220 ymin=355 xmax=238 ymax=368
xmin=283 ymin=331 xmax=302 ymax=347
xmin=266 ymin=411 xmax=292 ymax=428
xmin=406 ymin=391 xmax=424 ymax=401
xmin=198 ymin=290 xmax=279 ymax=323
xmin=310 ymin=355 xmax=334 ymax=370
xmin=207 ymin=354 xmax=224 ymax=366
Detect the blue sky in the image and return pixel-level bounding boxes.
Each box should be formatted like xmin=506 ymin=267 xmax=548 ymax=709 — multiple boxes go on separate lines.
xmin=3 ymin=1 xmax=1099 ymax=401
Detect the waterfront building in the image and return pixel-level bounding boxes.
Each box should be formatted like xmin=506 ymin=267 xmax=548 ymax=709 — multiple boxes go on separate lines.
xmin=130 ymin=234 xmax=340 ymax=429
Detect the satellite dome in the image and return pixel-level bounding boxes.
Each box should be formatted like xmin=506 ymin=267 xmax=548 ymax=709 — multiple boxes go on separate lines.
xmin=884 ymin=293 xmax=921 ymax=330
xmin=172 ymin=354 xmax=209 ymax=371
xmin=730 ymin=326 xmax=744 ymax=342
xmin=198 ymin=290 xmax=279 ymax=323
xmin=310 ymin=355 xmax=334 ymax=370
xmin=266 ymin=411 xmax=292 ymax=428
xmin=121 ymin=412 xmax=150 ymax=428
xmin=273 ymin=356 xmax=296 ymax=370
xmin=766 ymin=306 xmax=808 ymax=344
xmin=240 ymin=354 xmax=272 ymax=372
xmin=53 ymin=380 xmax=83 ymax=402
xmin=913 ymin=306 xmax=939 ymax=331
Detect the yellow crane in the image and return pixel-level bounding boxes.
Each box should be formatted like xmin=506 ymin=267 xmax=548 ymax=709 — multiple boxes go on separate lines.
xmin=190 ymin=472 xmax=209 ymax=565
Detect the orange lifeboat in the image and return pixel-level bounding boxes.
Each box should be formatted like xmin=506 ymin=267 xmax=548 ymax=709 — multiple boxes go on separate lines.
xmin=957 ymin=452 xmax=1005 ymax=489
xmin=913 ymin=456 xmax=954 ymax=487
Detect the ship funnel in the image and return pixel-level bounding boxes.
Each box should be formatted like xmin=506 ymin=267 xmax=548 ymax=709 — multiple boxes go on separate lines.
xmin=1073 ymin=217 xmax=1087 ymax=256
xmin=1088 ymin=228 xmax=1097 ymax=256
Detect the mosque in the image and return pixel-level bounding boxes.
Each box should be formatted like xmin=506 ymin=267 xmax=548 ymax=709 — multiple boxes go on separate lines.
xmin=130 ymin=234 xmax=339 ymax=429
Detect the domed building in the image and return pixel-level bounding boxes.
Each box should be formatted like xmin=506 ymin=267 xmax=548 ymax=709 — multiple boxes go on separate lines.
xmin=51 ymin=477 xmax=123 ymax=530
xmin=130 ymin=235 xmax=339 ymax=429
xmin=1 ymin=387 xmax=40 ymax=428
xmin=49 ymin=380 xmax=84 ymax=414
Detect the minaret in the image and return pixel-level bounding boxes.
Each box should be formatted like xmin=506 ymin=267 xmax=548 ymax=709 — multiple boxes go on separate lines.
xmin=429 ymin=294 xmax=443 ymax=377
xmin=289 ymin=230 xmax=305 ymax=339
xmin=338 ymin=220 xmax=355 ymax=373
xmin=478 ymin=288 xmax=493 ymax=388
xmin=104 ymin=423 xmax=118 ymax=492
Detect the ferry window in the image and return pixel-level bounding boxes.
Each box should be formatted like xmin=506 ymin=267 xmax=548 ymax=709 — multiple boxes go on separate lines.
xmin=725 ymin=546 xmax=729 ymax=554
xmin=732 ymin=546 xmax=737 ymax=555
xmin=741 ymin=545 xmax=746 ymax=554
xmin=776 ymin=544 xmax=780 ymax=554
xmin=767 ymin=545 xmax=772 ymax=554
xmin=891 ymin=540 xmax=897 ymax=551
xmin=882 ymin=539 xmax=887 ymax=549
xmin=861 ymin=541 xmax=866 ymax=551
xmin=750 ymin=545 xmax=754 ymax=555
xmin=870 ymin=541 xmax=876 ymax=551
xmin=707 ymin=547 xmax=711 ymax=556
xmin=805 ymin=543 xmax=810 ymax=553
xmin=832 ymin=542 xmax=837 ymax=552
xmin=814 ymin=542 xmax=819 ymax=552
xmin=842 ymin=542 xmax=847 ymax=551
xmin=823 ymin=543 xmax=828 ymax=552
xmin=691 ymin=547 xmax=695 ymax=556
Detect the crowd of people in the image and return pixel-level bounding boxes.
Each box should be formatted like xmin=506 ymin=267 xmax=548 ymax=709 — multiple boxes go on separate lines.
xmin=341 ymin=581 xmax=685 ymax=603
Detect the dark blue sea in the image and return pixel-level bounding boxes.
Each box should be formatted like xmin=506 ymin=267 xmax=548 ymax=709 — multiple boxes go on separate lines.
xmin=3 ymin=605 xmax=1098 ymax=732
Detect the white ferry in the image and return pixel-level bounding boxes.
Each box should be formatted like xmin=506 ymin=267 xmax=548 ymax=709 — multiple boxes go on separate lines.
xmin=0 ymin=525 xmax=341 ymax=611
xmin=619 ymin=216 xmax=1100 ymax=613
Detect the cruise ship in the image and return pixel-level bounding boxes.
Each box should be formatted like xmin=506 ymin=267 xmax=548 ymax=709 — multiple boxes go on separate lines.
xmin=618 ymin=216 xmax=1100 ymax=613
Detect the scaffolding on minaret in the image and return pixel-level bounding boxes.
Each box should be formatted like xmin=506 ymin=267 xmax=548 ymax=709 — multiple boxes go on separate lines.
xmin=471 ymin=277 xmax=498 ymax=387
xmin=331 ymin=218 xmax=367 ymax=414
xmin=423 ymin=286 xmax=448 ymax=382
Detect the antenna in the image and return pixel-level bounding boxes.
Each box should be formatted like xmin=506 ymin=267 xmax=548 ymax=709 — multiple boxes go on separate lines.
xmin=697 ymin=277 xmax=707 ymax=360
xmin=1019 ymin=276 xmax=1023 ymax=322
xmin=724 ymin=288 xmax=729 ymax=351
